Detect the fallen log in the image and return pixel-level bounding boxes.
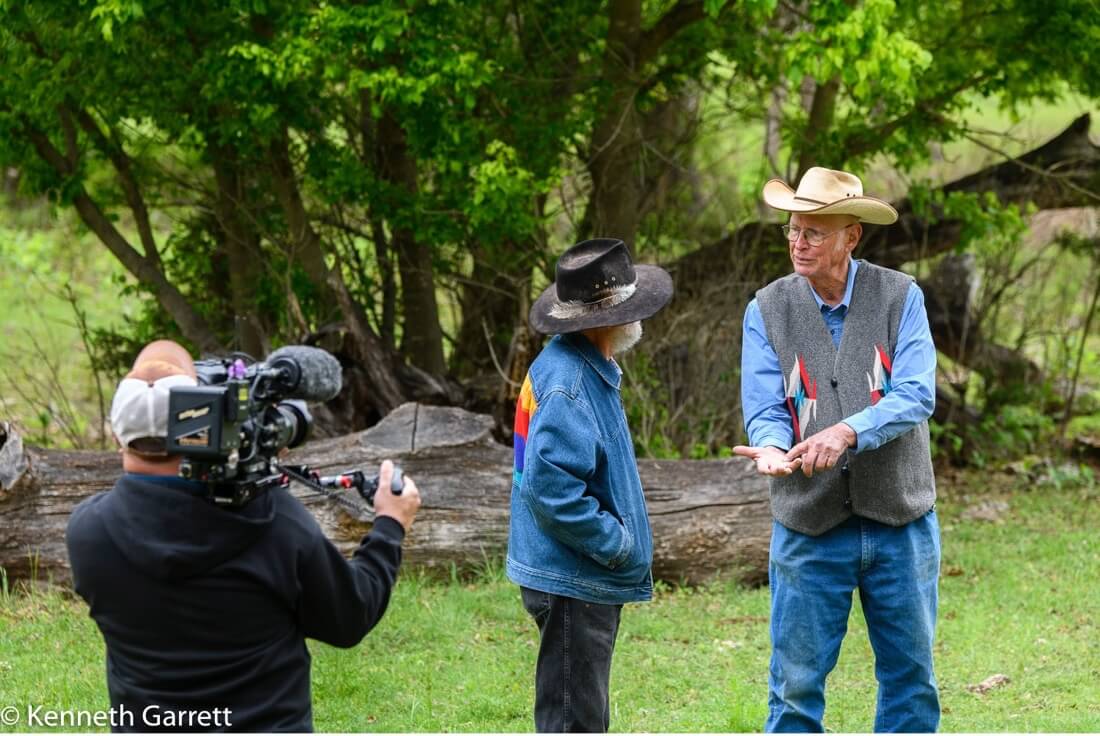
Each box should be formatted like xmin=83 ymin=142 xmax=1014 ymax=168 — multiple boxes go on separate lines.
xmin=0 ymin=404 xmax=772 ymax=588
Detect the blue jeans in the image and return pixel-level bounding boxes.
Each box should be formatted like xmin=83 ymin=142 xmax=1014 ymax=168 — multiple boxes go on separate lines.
xmin=521 ymin=587 xmax=623 ymax=732
xmin=766 ymin=511 xmax=941 ymax=733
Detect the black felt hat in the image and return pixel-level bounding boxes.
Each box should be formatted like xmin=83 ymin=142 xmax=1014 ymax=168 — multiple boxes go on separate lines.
xmin=529 ymin=238 xmax=674 ymax=335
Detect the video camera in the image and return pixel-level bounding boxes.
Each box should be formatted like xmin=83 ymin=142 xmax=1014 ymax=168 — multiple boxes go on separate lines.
xmin=165 ymin=346 xmax=401 ymax=509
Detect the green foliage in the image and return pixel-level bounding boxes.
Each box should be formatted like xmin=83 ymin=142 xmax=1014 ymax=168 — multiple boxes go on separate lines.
xmin=622 ymin=352 xmax=682 ymax=459
xmin=1 ymin=0 xmax=1099 ymax=456
xmin=908 ymin=186 xmax=1034 ymax=257
xmin=967 ymin=405 xmax=1056 ymax=467
xmin=466 ymin=141 xmax=547 ymax=241
xmin=785 ymin=0 xmax=932 ymax=105
xmin=929 ymin=418 xmax=965 ymax=461
xmin=765 ymin=0 xmax=1100 ymax=172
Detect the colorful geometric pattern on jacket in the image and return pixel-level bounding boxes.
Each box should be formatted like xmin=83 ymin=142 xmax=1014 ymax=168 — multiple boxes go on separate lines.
xmin=513 ymin=375 xmax=538 ymax=485
xmin=866 ymin=343 xmax=893 ymax=405
xmin=784 ymin=354 xmax=817 ymax=443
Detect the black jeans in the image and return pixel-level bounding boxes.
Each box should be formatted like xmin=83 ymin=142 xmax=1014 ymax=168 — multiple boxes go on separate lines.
xmin=520 ymin=587 xmax=624 ymax=733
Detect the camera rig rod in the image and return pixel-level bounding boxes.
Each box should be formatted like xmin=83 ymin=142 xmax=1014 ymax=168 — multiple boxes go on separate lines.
xmin=274 ymin=463 xmax=370 ymax=516
xmin=274 ymin=463 xmax=403 ymax=514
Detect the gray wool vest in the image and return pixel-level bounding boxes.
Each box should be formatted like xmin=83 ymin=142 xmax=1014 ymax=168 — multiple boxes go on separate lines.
xmin=756 ymin=260 xmax=936 ymax=536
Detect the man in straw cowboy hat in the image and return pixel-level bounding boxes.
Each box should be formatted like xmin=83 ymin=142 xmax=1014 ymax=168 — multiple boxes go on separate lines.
xmin=734 ymin=168 xmax=940 ymax=731
xmin=507 ymin=238 xmax=673 ymax=732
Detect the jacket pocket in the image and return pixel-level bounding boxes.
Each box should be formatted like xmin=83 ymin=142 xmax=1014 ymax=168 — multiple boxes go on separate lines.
xmin=616 ymin=514 xmax=652 ymax=582
xmin=606 ymin=514 xmax=634 ymax=570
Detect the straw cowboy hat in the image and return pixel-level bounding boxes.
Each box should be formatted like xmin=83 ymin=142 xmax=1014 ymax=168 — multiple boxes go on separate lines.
xmin=763 ymin=166 xmax=898 ymax=225
xmin=529 ymin=238 xmax=673 ymax=335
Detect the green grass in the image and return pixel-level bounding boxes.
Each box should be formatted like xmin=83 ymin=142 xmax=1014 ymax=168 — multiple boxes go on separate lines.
xmin=1 ymin=468 xmax=1098 ymax=732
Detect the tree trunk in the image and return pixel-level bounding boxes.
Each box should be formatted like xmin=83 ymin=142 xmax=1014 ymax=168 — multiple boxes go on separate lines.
xmin=266 ymin=131 xmax=408 ymax=415
xmin=210 ymin=146 xmax=268 ymax=357
xmin=0 ymin=406 xmax=772 ymax=588
xmin=451 ymin=243 xmax=525 ymax=383
xmin=394 ymin=233 xmax=446 ymax=374
xmin=580 ymin=0 xmax=723 ymax=245
xmin=375 ymin=110 xmax=446 ymax=376
xmin=368 ymin=216 xmax=397 ymax=350
xmin=579 ymin=0 xmax=644 ymax=242
xmin=795 ymin=75 xmax=841 ymax=182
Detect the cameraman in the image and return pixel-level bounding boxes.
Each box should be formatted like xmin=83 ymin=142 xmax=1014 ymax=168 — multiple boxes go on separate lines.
xmin=66 ymin=340 xmax=421 ymax=732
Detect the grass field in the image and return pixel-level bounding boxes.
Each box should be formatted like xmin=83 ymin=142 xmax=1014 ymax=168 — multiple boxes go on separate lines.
xmin=1 ymin=466 xmax=1097 ymax=732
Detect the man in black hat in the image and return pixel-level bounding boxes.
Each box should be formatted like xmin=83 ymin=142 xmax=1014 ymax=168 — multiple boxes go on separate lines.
xmin=506 ymin=238 xmax=674 ymax=733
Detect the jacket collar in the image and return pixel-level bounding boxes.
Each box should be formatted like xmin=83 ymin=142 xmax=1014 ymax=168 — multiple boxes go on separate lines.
xmin=560 ymin=333 xmax=622 ymax=390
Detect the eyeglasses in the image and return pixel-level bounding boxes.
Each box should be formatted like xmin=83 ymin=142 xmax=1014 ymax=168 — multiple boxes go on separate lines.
xmin=781 ymin=223 xmax=854 ymax=247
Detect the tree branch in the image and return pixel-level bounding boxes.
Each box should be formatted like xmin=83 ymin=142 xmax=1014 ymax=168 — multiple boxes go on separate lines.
xmin=17 ymin=117 xmax=222 ymax=352
xmin=72 ymin=106 xmax=162 ymax=263
xmin=638 ymin=0 xmax=729 ymax=68
xmin=839 ymin=72 xmax=994 ymax=161
xmin=57 ymin=105 xmax=79 ymax=168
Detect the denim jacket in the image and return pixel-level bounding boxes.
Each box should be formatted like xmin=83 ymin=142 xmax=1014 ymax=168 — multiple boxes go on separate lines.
xmin=506 ymin=333 xmax=654 ymax=604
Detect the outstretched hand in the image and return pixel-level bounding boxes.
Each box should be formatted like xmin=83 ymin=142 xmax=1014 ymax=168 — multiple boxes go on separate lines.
xmin=732 ymin=445 xmax=803 ymax=477
xmin=785 ymin=422 xmax=856 ymax=478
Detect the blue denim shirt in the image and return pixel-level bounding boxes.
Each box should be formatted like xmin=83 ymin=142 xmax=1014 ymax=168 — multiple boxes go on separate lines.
xmin=506 ymin=333 xmax=654 ymax=604
xmin=741 ymin=258 xmax=937 ymax=453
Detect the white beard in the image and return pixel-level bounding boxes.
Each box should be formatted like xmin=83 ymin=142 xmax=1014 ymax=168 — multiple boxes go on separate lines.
xmin=608 ymin=321 xmax=643 ymax=355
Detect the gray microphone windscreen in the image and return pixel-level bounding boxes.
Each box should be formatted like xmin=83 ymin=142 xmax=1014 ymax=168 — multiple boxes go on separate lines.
xmin=267 ymin=346 xmax=343 ymax=402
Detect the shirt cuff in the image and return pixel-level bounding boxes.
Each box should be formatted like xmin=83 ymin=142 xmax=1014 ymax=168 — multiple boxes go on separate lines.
xmin=842 ymin=415 xmax=877 ymax=453
xmin=370 ymin=515 xmax=407 ymax=544
xmin=753 ymin=435 xmax=791 ymax=452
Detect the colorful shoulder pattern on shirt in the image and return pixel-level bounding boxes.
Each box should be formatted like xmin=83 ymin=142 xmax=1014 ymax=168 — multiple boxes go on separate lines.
xmin=513 ymin=375 xmax=538 ymax=485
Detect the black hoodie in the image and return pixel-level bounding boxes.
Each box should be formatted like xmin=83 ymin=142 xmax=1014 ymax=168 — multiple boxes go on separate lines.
xmin=66 ymin=473 xmax=405 ymax=732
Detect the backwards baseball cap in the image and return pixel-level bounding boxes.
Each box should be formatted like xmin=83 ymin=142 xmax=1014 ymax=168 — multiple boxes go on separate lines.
xmin=109 ymin=340 xmax=198 ymax=456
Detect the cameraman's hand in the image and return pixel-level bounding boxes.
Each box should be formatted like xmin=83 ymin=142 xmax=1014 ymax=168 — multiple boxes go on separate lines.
xmin=373 ymin=459 xmax=421 ymax=533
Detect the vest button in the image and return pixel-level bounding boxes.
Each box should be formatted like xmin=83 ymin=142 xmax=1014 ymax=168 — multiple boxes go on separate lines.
xmin=830 ymin=377 xmax=838 ymax=388
xmin=843 ymin=498 xmax=852 ymax=509
xmin=841 ymin=464 xmax=850 ymax=476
